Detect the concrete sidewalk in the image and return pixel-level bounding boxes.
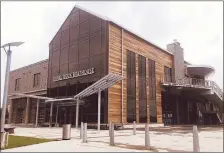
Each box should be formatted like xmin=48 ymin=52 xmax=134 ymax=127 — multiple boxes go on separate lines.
xmin=2 ymin=126 xmax=223 ymax=152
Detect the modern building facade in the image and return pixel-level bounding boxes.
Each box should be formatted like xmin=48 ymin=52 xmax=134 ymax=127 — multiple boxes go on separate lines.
xmin=7 ymin=5 xmax=223 ymax=127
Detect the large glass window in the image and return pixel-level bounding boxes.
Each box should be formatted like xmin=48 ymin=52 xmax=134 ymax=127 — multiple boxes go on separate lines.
xmin=138 ymin=55 xmax=147 ymax=123
xmin=47 ymin=10 xmax=108 ymax=124
xmin=127 ymin=50 xmax=136 ymax=123
xmin=148 ymin=59 xmax=157 ymax=122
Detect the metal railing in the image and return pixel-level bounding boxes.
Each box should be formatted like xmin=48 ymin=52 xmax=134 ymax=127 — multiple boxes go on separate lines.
xmin=161 ymin=76 xmax=223 ymax=100
xmin=211 ymin=81 xmax=223 ymax=100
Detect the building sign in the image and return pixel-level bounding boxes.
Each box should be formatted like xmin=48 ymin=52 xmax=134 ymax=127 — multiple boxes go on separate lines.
xmin=53 ymin=68 xmax=95 ymax=82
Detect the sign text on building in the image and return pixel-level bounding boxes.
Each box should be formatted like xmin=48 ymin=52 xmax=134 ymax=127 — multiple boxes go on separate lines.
xmin=53 ymin=68 xmax=95 ymax=82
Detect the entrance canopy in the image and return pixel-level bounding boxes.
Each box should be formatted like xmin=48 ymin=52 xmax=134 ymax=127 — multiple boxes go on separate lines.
xmin=9 ymin=73 xmax=122 ymax=129
xmin=74 ymin=73 xmax=122 ymax=99
xmin=9 ymin=92 xmax=52 ymax=100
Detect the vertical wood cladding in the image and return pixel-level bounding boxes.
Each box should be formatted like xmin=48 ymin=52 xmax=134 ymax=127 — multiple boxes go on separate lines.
xmin=108 ymin=23 xmax=122 ymax=123
xmin=135 ymin=54 xmax=139 ymax=123
xmin=146 ymin=59 xmax=150 ymax=123
xmin=109 ymin=22 xmax=173 ymax=124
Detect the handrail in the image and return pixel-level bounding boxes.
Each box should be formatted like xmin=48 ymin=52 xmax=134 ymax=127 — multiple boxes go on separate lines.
xmin=161 ymin=76 xmax=223 ymax=100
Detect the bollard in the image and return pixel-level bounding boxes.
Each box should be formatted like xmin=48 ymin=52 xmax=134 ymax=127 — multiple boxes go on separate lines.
xmin=145 ymin=123 xmax=150 ymax=149
xmin=193 ymin=125 xmax=200 ymax=152
xmin=80 ymin=122 xmax=83 ymax=139
xmin=5 ymin=132 xmax=9 ymax=147
xmin=133 ymin=121 xmax=136 ymax=135
xmin=1 ymin=132 xmax=6 ymax=148
xmin=83 ymin=123 xmax=87 ymax=143
xmin=110 ymin=123 xmax=115 ymax=146
xmin=109 ymin=122 xmax=112 ymax=137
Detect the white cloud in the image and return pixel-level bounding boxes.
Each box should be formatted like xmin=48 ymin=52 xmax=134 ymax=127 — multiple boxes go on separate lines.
xmin=1 ymin=1 xmax=223 ymax=105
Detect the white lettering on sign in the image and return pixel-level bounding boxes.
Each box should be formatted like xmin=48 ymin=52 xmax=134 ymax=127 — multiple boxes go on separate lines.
xmin=53 ymin=68 xmax=95 ymax=82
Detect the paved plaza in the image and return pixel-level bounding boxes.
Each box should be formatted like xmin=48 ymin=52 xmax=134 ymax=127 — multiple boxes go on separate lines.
xmin=3 ymin=125 xmax=223 ymax=152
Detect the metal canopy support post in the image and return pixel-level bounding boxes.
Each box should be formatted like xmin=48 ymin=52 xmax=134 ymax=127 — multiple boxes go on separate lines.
xmin=56 ymin=105 xmax=59 ymax=127
xmin=49 ymin=102 xmax=53 ymax=127
xmin=98 ymin=89 xmax=101 ymax=131
xmin=76 ymin=98 xmax=79 ymax=129
xmin=35 ymin=99 xmax=40 ymax=127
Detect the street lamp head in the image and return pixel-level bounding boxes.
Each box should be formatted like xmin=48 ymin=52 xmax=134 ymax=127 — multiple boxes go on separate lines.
xmin=1 ymin=42 xmax=24 ymax=48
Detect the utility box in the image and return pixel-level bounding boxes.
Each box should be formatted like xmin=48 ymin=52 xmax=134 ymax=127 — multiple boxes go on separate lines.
xmin=62 ymin=124 xmax=71 ymax=140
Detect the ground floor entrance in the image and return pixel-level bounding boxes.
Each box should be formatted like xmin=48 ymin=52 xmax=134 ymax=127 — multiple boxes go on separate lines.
xmin=42 ymin=92 xmax=107 ymax=127
xmin=161 ymin=92 xmax=222 ymax=126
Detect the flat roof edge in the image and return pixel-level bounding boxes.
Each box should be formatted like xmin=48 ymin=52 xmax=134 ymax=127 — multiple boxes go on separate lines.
xmin=10 ymin=59 xmax=48 ymax=73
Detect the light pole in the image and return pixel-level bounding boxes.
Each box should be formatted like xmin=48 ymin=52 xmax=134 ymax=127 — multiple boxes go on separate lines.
xmin=1 ymin=42 xmax=24 ymax=133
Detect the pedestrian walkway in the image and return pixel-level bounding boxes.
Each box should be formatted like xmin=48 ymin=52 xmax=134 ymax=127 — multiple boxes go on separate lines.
xmin=2 ymin=126 xmax=223 ymax=152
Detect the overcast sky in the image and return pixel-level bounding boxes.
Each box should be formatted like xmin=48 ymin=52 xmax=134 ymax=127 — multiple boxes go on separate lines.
xmin=1 ymin=1 xmax=223 ymax=104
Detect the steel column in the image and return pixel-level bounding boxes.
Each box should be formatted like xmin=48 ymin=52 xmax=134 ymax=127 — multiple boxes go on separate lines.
xmin=56 ymin=105 xmax=59 ymax=127
xmin=35 ymin=99 xmax=40 ymax=127
xmin=25 ymin=97 xmax=30 ymax=125
xmin=98 ymin=89 xmax=101 ymax=131
xmin=49 ymin=102 xmax=53 ymax=127
xmin=76 ymin=99 xmax=79 ymax=129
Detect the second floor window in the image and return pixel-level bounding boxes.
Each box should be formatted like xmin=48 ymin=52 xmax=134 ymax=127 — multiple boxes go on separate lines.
xmin=164 ymin=66 xmax=172 ymax=82
xmin=33 ymin=73 xmax=41 ymax=87
xmin=15 ymin=78 xmax=21 ymax=91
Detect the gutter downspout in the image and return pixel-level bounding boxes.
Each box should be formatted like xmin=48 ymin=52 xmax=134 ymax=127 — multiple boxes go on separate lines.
xmin=121 ymin=29 xmax=124 ymax=124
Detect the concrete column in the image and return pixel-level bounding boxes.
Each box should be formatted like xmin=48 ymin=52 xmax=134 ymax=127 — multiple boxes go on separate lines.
xmin=98 ymin=89 xmax=101 ymax=131
xmin=76 ymin=99 xmax=79 ymax=129
xmin=25 ymin=97 xmax=30 ymax=124
xmin=35 ymin=99 xmax=40 ymax=127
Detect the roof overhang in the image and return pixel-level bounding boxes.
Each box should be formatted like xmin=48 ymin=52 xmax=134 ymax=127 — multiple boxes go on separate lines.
xmin=187 ymin=65 xmax=215 ymax=78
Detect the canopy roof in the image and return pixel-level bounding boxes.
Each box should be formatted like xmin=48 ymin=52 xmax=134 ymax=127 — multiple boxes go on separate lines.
xmin=74 ymin=73 xmax=122 ymax=99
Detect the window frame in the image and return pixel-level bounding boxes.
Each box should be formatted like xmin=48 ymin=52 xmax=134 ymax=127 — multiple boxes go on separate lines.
xmin=33 ymin=73 xmax=41 ymax=87
xmin=15 ymin=78 xmax=21 ymax=91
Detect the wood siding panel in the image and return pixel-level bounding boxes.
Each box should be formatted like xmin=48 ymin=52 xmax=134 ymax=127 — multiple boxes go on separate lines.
xmin=146 ymin=59 xmax=150 ymax=123
xmin=135 ymin=54 xmax=139 ymax=123
xmin=123 ymin=49 xmax=127 ymax=123
xmin=108 ymin=24 xmax=122 ymax=123
xmin=108 ymin=23 xmax=173 ymax=124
